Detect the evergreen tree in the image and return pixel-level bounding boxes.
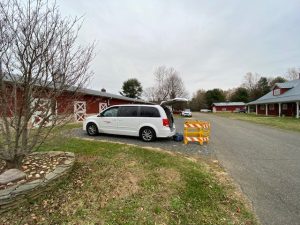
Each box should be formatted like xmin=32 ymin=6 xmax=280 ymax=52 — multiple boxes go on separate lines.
xmin=205 ymin=89 xmax=226 ymax=106
xmin=120 ymin=78 xmax=143 ymax=98
xmin=230 ymin=87 xmax=249 ymax=102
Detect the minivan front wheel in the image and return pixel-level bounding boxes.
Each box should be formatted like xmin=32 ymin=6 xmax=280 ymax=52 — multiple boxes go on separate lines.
xmin=86 ymin=123 xmax=98 ymax=136
xmin=140 ymin=127 xmax=156 ymax=142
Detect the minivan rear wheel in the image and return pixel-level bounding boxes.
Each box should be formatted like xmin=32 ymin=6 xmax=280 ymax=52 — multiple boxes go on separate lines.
xmin=87 ymin=123 xmax=98 ymax=136
xmin=140 ymin=127 xmax=156 ymax=142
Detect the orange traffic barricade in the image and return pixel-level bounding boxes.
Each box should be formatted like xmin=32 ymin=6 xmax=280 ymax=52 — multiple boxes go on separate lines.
xmin=184 ymin=120 xmax=210 ymax=145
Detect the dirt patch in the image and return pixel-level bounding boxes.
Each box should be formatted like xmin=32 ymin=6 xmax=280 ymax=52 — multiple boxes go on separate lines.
xmin=108 ymin=153 xmax=142 ymax=199
xmin=184 ymin=156 xmax=198 ymax=162
xmin=84 ymin=153 xmax=145 ymax=208
xmin=157 ymin=168 xmax=181 ymax=184
xmin=111 ymin=171 xmax=140 ymax=199
xmin=95 ymin=169 xmax=143 ymax=209
xmin=141 ymin=146 xmax=177 ymax=156
xmin=77 ymin=155 xmax=100 ymax=163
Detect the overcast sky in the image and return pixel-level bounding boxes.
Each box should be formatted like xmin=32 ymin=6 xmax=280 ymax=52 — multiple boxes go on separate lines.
xmin=57 ymin=0 xmax=300 ymax=97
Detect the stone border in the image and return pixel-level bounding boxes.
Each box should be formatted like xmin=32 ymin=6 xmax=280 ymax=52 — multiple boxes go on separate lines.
xmin=0 ymin=151 xmax=75 ymax=213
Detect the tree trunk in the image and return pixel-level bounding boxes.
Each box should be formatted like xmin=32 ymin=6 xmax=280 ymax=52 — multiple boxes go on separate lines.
xmin=5 ymin=156 xmax=24 ymax=169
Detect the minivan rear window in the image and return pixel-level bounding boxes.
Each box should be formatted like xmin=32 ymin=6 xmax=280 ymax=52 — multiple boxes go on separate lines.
xmin=140 ymin=106 xmax=160 ymax=117
xmin=118 ymin=106 xmax=138 ymax=117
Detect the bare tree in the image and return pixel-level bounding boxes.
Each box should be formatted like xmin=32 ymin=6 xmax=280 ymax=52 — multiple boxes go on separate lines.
xmin=189 ymin=89 xmax=207 ymax=111
xmin=224 ymin=88 xmax=235 ymax=101
xmin=242 ymin=72 xmax=260 ymax=91
xmin=286 ymin=67 xmax=300 ymax=80
xmin=153 ymin=65 xmax=171 ymax=101
xmin=143 ymin=87 xmax=157 ymax=102
xmin=0 ymin=0 xmax=94 ymax=168
xmin=166 ymin=73 xmax=188 ymax=99
xmin=145 ymin=65 xmax=188 ymax=102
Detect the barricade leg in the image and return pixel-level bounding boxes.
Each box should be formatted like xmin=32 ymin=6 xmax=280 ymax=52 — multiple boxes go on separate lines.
xmin=184 ymin=127 xmax=188 ymax=144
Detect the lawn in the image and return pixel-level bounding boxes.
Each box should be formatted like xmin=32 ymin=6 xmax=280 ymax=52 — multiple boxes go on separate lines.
xmin=1 ymin=131 xmax=258 ymax=224
xmin=213 ymin=112 xmax=300 ymax=132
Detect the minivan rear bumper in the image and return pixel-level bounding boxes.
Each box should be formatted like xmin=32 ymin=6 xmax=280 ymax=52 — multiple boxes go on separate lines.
xmin=157 ymin=127 xmax=176 ymax=138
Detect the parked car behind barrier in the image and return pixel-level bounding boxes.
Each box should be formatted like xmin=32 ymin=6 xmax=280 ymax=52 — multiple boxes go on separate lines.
xmin=181 ymin=109 xmax=192 ymax=117
xmin=200 ymin=109 xmax=211 ymax=113
xmin=234 ymin=108 xmax=247 ymax=113
xmin=238 ymin=108 xmax=247 ymax=113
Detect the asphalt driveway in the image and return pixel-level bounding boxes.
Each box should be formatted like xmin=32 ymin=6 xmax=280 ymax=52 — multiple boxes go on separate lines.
xmin=194 ymin=112 xmax=300 ymax=225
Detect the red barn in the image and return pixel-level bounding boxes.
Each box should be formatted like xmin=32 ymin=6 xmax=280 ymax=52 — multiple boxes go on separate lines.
xmin=247 ymin=79 xmax=300 ymax=118
xmin=67 ymin=88 xmax=148 ymax=121
xmin=0 ymin=76 xmax=148 ymax=124
xmin=212 ymin=102 xmax=246 ymax=113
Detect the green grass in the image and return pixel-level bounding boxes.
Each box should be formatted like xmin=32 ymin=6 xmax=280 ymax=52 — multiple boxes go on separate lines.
xmin=51 ymin=122 xmax=83 ymax=133
xmin=213 ymin=112 xmax=300 ymax=132
xmin=1 ymin=136 xmax=258 ymax=224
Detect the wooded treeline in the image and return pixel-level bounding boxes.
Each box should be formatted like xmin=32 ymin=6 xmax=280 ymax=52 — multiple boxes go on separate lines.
xmin=189 ymin=69 xmax=299 ymax=111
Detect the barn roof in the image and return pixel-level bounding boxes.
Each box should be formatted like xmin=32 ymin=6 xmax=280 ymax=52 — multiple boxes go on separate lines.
xmin=212 ymin=102 xmax=245 ymax=106
xmin=79 ymin=88 xmax=148 ymax=103
xmin=274 ymin=80 xmax=298 ymax=89
xmin=2 ymin=73 xmax=149 ymax=104
xmin=248 ymin=79 xmax=300 ymax=105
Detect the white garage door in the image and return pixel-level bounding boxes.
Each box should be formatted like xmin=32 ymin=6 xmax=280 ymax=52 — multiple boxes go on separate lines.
xmin=99 ymin=102 xmax=108 ymax=113
xmin=74 ymin=101 xmax=86 ymax=121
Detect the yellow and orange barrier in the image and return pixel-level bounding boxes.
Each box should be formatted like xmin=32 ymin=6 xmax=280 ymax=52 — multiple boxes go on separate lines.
xmin=184 ymin=120 xmax=211 ymax=145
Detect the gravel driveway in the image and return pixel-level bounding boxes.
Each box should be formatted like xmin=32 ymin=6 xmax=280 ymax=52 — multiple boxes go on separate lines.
xmin=72 ymin=117 xmax=213 ymax=156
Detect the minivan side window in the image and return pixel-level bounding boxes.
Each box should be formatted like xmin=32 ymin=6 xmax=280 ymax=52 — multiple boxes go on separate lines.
xmin=118 ymin=106 xmax=138 ymax=117
xmin=140 ymin=106 xmax=160 ymax=117
xmin=102 ymin=107 xmax=119 ymax=117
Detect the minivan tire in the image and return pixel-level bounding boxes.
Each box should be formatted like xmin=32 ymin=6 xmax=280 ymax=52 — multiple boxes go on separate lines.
xmin=140 ymin=127 xmax=156 ymax=142
xmin=86 ymin=123 xmax=99 ymax=136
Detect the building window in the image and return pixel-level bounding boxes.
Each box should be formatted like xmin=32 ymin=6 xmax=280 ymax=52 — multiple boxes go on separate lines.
xmin=282 ymin=104 xmax=288 ymax=110
xmin=273 ymin=89 xmax=281 ymax=96
xmin=260 ymin=105 xmax=265 ymax=110
xmin=269 ymin=104 xmax=274 ymax=110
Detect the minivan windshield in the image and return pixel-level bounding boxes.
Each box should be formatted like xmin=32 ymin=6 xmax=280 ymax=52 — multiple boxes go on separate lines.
xmin=184 ymin=109 xmax=191 ymax=112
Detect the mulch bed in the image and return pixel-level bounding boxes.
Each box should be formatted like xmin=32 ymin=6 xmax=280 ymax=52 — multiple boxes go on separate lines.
xmin=0 ymin=152 xmax=69 ymax=190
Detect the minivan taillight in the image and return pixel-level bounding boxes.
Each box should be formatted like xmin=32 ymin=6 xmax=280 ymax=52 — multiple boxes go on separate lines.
xmin=162 ymin=118 xmax=170 ymax=127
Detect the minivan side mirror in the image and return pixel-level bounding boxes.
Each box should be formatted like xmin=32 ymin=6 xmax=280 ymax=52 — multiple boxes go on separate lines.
xmin=97 ymin=113 xmax=103 ymax=117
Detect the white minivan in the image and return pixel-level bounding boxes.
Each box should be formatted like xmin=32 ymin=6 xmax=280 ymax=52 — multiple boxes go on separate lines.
xmin=83 ymin=99 xmax=187 ymax=142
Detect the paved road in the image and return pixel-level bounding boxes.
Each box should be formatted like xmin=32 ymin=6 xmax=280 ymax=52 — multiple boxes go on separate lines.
xmin=193 ymin=112 xmax=300 ymax=225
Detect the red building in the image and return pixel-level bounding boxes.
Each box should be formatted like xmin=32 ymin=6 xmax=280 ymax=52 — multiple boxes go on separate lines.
xmin=1 ymin=74 xmax=148 ymax=127
xmin=69 ymin=88 xmax=148 ymax=121
xmin=1 ymin=80 xmax=148 ymax=123
xmin=212 ymin=102 xmax=246 ymax=112
xmin=247 ymin=79 xmax=300 ymax=118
